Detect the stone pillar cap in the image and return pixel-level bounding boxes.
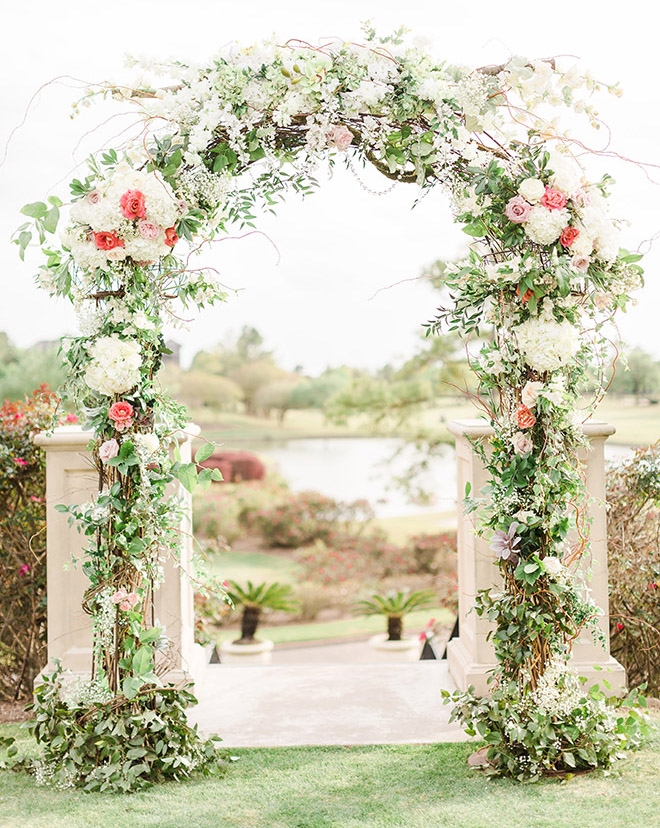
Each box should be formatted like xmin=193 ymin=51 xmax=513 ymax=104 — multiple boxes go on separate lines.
xmin=448 ymin=418 xmax=616 ymax=439
xmin=35 ymin=423 xmax=201 ymax=450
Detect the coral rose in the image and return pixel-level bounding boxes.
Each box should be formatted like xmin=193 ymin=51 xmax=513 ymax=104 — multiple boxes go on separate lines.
xmin=164 ymin=226 xmax=178 ymax=247
xmin=505 ymin=196 xmax=532 ymax=224
xmin=560 ymin=227 xmax=580 ymax=248
xmin=119 ymin=189 xmax=146 ymax=220
xmin=516 ymin=403 xmax=536 ymax=429
xmin=108 ymin=401 xmax=134 ymax=432
xmin=94 ymin=231 xmax=124 ymax=251
xmin=516 ymin=284 xmax=534 ymax=303
xmin=540 ymin=187 xmax=567 ymax=211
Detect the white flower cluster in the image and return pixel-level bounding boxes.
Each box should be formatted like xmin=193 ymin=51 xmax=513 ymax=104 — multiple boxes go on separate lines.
xmin=514 ymin=316 xmax=580 ymax=373
xmin=64 ymin=164 xmax=181 ymax=272
xmin=529 ymin=656 xmax=586 ymax=718
xmin=84 ymin=335 xmax=141 ymax=396
xmin=177 ymin=167 xmax=232 ymax=212
xmin=58 ymin=672 xmax=113 ymax=709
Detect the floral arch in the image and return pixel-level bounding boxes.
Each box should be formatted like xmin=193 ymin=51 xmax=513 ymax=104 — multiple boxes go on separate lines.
xmin=13 ymin=28 xmax=648 ymax=789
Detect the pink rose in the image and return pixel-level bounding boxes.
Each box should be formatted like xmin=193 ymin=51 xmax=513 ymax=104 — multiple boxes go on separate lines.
xmin=540 ymin=187 xmax=567 ymax=211
xmin=18 ymin=564 xmax=31 ymax=577
xmin=572 ymin=189 xmax=590 ymax=208
xmin=86 ymin=190 xmax=101 ymax=205
xmin=111 ymin=587 xmax=128 ymax=605
xmin=571 ymin=254 xmax=590 ymax=273
xmin=120 ymin=600 xmax=131 ymax=611
xmin=504 ymin=196 xmax=532 ymax=224
xmin=108 ymin=401 xmax=134 ymax=432
xmin=126 ymin=592 xmax=139 ymax=608
xmin=137 ymin=221 xmax=161 ymax=240
xmin=119 ymin=189 xmax=146 ymax=220
xmin=99 ymin=438 xmax=119 ymax=463
xmin=327 ymin=125 xmax=353 ymax=151
xmin=511 ymin=431 xmax=533 ymax=455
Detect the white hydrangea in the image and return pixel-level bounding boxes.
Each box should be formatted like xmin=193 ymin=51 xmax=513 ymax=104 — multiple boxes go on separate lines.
xmin=514 ymin=316 xmax=580 ymax=373
xmin=524 ymin=205 xmax=569 ymax=245
xmin=84 ymin=335 xmax=142 ymax=395
xmin=133 ymin=432 xmax=160 ymax=459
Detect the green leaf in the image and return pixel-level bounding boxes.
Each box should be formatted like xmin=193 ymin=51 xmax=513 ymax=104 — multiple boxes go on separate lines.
xmin=462 ymin=219 xmax=487 ymax=238
xmin=210 ymin=468 xmax=223 ymax=481
xmin=42 ymin=206 xmax=60 ymax=234
xmin=132 ymin=646 xmax=153 ymax=677
xmin=194 ymin=442 xmax=216 ymax=464
xmin=20 ymin=201 xmax=48 ymax=219
xmin=122 ymin=676 xmax=143 ymax=700
xmin=139 ymin=627 xmax=162 ymax=644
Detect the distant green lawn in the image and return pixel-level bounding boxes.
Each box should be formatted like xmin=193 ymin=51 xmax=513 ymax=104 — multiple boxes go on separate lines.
xmin=211 ymin=548 xmax=302 ymax=586
xmin=1 ymin=722 xmax=659 ymax=828
xmin=216 ymin=606 xmax=454 ymax=646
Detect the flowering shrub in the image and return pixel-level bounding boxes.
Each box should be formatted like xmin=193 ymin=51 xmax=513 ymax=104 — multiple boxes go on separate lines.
xmin=249 ymin=492 xmax=373 ymax=548
xmin=409 ymin=532 xmax=456 ymax=574
xmin=607 ymin=445 xmax=660 ymax=695
xmin=12 ymin=25 xmax=647 ymax=783
xmin=0 ymin=386 xmax=59 ymax=700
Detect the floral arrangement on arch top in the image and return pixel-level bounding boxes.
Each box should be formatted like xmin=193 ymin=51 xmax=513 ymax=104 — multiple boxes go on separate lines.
xmin=11 ymin=25 xmax=648 ymax=788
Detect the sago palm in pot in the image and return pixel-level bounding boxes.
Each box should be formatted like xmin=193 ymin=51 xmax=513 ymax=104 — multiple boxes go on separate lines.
xmin=355 ymin=589 xmax=437 ymax=641
xmin=225 ymin=580 xmax=299 ymax=644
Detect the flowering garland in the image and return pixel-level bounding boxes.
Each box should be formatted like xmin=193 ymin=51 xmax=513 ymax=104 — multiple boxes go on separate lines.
xmin=13 ymin=27 xmax=648 ymax=786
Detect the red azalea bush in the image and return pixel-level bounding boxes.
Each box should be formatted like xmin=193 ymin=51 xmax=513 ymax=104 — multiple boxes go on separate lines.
xmin=0 ymin=385 xmax=59 ymax=699
xmin=199 ymin=450 xmax=266 ymax=483
xmin=607 ymin=444 xmax=660 ymax=695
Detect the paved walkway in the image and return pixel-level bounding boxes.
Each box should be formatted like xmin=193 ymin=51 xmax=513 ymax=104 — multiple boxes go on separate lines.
xmin=189 ymin=661 xmax=469 ymax=747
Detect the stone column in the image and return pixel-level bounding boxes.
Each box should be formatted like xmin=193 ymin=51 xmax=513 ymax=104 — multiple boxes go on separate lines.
xmin=34 ymin=425 xmax=206 ymax=689
xmin=447 ymin=418 xmax=626 ymax=695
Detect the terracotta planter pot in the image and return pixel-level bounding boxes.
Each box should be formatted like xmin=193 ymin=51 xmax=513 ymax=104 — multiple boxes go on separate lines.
xmin=368 ymin=633 xmax=421 ymax=662
xmin=219 ymin=638 xmax=274 ymax=665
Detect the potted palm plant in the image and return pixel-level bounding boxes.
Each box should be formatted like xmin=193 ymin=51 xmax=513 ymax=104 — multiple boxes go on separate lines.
xmin=220 ymin=580 xmax=299 ymax=665
xmin=355 ymin=589 xmax=437 ymax=662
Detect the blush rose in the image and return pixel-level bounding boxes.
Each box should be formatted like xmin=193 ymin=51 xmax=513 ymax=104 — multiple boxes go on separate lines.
xmin=99 ymin=438 xmax=120 ymax=463
xmin=505 ymin=196 xmax=532 ymax=224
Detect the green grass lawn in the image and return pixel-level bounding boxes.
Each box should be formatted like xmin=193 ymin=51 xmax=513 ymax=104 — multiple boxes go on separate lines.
xmin=211 ymin=548 xmax=302 ymax=586
xmin=1 ymin=722 xmax=659 ymax=827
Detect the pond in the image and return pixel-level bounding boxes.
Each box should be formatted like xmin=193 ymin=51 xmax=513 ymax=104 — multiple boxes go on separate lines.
xmin=250 ymin=437 xmax=633 ymax=520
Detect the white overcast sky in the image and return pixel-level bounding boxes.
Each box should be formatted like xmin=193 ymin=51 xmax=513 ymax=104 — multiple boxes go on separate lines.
xmin=1 ymin=0 xmax=659 ymax=373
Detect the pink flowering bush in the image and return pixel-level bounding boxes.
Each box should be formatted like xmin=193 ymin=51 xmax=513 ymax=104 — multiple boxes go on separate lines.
xmin=249 ymin=491 xmax=373 ymax=548
xmin=0 ymin=385 xmax=59 ymax=699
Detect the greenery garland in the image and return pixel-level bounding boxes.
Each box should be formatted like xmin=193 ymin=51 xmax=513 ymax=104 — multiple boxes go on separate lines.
xmin=10 ymin=26 xmax=649 ymax=787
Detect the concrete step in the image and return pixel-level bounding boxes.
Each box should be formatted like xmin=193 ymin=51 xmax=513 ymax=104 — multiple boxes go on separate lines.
xmin=189 ymin=662 xmax=469 ymax=747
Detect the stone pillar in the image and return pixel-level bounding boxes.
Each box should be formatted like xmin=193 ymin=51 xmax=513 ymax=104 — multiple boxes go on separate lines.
xmin=34 ymin=425 xmax=206 ymax=689
xmin=447 ymin=418 xmax=626 ymax=695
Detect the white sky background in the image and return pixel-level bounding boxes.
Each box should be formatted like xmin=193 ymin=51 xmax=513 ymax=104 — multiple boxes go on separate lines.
xmin=1 ymin=0 xmax=659 ymax=374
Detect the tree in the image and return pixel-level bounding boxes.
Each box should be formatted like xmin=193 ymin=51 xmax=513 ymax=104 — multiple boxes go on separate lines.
xmin=253 ymin=378 xmax=302 ymax=422
xmin=0 ymin=342 xmax=65 ymax=401
xmin=225 ymin=581 xmax=299 ymax=643
xmin=179 ymin=372 xmax=244 ymax=412
xmin=609 ymin=348 xmax=660 ymax=402
xmin=228 ymin=359 xmax=290 ymax=415
xmin=191 ymin=325 xmax=272 ymax=376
